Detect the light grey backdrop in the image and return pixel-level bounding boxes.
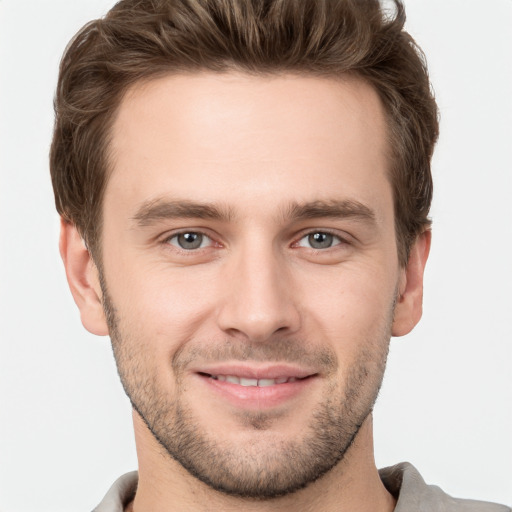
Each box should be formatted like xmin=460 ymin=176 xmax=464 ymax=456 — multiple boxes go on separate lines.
xmin=1 ymin=1 xmax=511 ymax=510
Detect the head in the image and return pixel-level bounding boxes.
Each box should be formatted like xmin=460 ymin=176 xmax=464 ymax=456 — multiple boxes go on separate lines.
xmin=53 ymin=0 xmax=437 ymax=501
xmin=51 ymin=0 xmax=438 ymax=267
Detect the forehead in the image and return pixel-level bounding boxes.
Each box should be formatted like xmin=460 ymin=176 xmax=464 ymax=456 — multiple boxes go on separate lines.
xmin=107 ymin=72 xmax=391 ymax=220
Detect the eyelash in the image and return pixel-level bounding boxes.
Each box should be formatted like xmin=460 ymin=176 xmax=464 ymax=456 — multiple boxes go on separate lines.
xmin=294 ymin=230 xmax=349 ymax=250
xmin=162 ymin=229 xmax=350 ymax=252
xmin=163 ymin=231 xmax=218 ymax=252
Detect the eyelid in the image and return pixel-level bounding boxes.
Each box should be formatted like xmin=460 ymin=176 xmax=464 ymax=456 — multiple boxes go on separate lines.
xmin=291 ymin=230 xmax=355 ymax=252
xmin=158 ymin=227 xmax=352 ymax=252
xmin=161 ymin=229 xmax=219 ymax=249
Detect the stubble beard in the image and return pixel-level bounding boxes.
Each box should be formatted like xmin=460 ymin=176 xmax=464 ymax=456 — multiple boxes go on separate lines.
xmin=101 ymin=282 xmax=392 ymax=499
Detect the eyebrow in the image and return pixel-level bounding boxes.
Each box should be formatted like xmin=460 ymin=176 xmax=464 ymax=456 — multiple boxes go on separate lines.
xmin=132 ymin=197 xmax=376 ymax=227
xmin=132 ymin=198 xmax=234 ymax=227
xmin=284 ymin=199 xmax=377 ymax=224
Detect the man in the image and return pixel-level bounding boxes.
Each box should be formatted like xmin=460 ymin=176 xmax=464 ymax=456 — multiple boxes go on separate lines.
xmin=49 ymin=0 xmax=510 ymax=510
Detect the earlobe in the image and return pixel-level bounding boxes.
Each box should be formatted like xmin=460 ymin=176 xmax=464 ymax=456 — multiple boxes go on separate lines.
xmin=59 ymin=218 xmax=109 ymax=336
xmin=392 ymin=230 xmax=431 ymax=337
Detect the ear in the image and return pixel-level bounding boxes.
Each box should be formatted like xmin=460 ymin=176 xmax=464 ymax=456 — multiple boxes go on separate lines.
xmin=392 ymin=230 xmax=431 ymax=337
xmin=59 ymin=218 xmax=109 ymax=336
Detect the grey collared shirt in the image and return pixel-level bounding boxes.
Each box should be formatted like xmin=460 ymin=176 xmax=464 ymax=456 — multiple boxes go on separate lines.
xmin=93 ymin=462 xmax=511 ymax=511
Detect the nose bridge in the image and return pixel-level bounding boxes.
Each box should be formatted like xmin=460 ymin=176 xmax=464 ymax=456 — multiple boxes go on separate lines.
xmin=216 ymin=236 xmax=300 ymax=341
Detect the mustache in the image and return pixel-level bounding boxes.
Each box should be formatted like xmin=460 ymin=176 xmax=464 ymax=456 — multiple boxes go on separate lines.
xmin=172 ymin=337 xmax=338 ymax=374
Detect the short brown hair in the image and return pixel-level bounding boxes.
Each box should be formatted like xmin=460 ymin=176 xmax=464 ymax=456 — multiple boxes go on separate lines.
xmin=50 ymin=0 xmax=438 ymax=266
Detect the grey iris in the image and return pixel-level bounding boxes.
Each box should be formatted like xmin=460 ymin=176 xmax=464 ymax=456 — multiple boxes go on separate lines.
xmin=309 ymin=232 xmax=333 ymax=249
xmin=178 ymin=232 xmax=203 ymax=249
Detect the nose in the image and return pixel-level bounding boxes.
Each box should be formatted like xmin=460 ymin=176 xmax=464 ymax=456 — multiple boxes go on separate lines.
xmin=216 ymin=244 xmax=301 ymax=343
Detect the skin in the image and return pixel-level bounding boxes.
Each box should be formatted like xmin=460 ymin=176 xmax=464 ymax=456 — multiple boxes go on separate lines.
xmin=60 ymin=72 xmax=430 ymax=511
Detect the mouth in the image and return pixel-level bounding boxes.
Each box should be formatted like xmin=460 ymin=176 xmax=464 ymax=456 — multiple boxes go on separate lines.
xmin=193 ymin=365 xmax=318 ymax=409
xmin=198 ymin=373 xmax=307 ymax=387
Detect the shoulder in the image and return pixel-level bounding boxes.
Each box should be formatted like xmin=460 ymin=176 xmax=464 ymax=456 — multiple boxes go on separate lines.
xmin=92 ymin=471 xmax=138 ymax=512
xmin=379 ymin=462 xmax=511 ymax=512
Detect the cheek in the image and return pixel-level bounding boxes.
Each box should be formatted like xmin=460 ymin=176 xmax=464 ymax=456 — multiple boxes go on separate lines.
xmin=104 ymin=243 xmax=399 ymax=354
xmin=107 ymin=260 xmax=220 ymax=346
xmin=297 ymin=265 xmax=398 ymax=318
xmin=297 ymin=263 xmax=398 ymax=340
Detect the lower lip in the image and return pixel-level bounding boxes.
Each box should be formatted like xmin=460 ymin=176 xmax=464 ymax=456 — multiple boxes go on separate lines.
xmin=196 ymin=374 xmax=316 ymax=409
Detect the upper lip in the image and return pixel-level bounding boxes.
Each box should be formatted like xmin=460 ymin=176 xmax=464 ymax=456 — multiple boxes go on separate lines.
xmin=191 ymin=363 xmax=317 ymax=380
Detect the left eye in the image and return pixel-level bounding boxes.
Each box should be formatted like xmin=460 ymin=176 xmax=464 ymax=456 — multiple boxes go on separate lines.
xmin=297 ymin=232 xmax=342 ymax=249
xmin=167 ymin=232 xmax=212 ymax=250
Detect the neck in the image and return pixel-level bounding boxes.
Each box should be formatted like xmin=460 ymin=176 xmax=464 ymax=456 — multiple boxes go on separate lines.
xmin=128 ymin=412 xmax=395 ymax=512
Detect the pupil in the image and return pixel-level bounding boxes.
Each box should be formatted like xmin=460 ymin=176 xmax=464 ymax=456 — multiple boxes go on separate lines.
xmin=179 ymin=232 xmax=202 ymax=249
xmin=309 ymin=232 xmax=333 ymax=249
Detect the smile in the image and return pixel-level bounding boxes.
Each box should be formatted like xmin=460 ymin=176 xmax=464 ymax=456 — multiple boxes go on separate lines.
xmin=206 ymin=374 xmax=302 ymax=386
xmin=195 ymin=369 xmax=317 ymax=409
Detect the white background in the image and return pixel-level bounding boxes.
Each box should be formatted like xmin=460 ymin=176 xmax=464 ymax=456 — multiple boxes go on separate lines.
xmin=0 ymin=1 xmax=511 ymax=510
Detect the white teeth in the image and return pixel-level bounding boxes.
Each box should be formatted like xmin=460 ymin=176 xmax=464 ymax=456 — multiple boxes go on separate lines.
xmin=258 ymin=379 xmax=275 ymax=387
xmin=209 ymin=375 xmax=301 ymax=386
xmin=240 ymin=378 xmax=258 ymax=387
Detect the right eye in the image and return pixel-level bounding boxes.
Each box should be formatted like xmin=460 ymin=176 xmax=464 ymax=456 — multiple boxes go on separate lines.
xmin=166 ymin=232 xmax=213 ymax=250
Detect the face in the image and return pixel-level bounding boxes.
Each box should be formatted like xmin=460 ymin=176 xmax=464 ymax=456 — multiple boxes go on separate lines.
xmin=69 ymin=72 xmax=426 ymax=498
